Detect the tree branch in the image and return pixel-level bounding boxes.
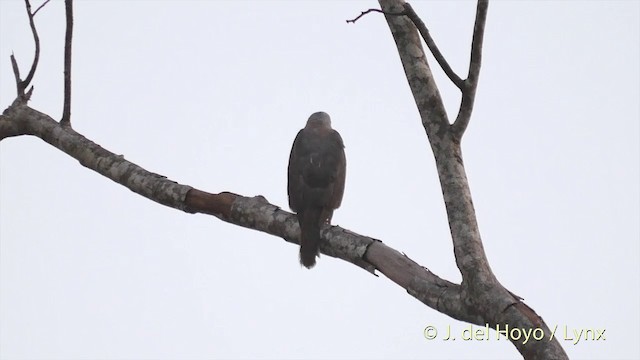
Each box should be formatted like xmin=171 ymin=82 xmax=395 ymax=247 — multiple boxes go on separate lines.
xmin=346 ymin=8 xmax=404 ymax=24
xmin=32 ymin=0 xmax=51 ymax=16
xmin=0 ymin=101 xmax=496 ymax=326
xmin=60 ymin=0 xmax=73 ymax=127
xmin=10 ymin=54 xmax=33 ymax=103
xmin=402 ymin=3 xmax=464 ymax=89
xmin=377 ymin=0 xmax=567 ymax=358
xmin=10 ymin=53 xmax=22 ymax=95
xmin=10 ymin=0 xmax=47 ymax=97
xmin=0 ymin=99 xmax=566 ymax=358
xmin=451 ymin=0 xmax=488 ymax=140
xmin=20 ymin=0 xmax=42 ymax=94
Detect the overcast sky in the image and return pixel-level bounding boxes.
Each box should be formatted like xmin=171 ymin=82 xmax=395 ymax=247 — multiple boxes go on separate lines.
xmin=1 ymin=1 xmax=638 ymax=359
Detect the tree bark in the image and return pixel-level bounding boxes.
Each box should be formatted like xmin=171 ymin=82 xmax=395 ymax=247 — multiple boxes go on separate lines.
xmin=378 ymin=1 xmax=567 ymax=359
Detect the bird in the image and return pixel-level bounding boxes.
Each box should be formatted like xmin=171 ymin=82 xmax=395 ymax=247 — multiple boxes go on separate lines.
xmin=287 ymin=111 xmax=346 ymax=268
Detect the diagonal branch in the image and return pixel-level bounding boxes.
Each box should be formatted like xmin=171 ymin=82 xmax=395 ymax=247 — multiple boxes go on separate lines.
xmin=401 ymin=3 xmax=465 ymax=89
xmin=32 ymin=0 xmax=51 ymax=16
xmin=0 ymin=102 xmax=490 ymax=326
xmin=451 ymin=0 xmax=488 ymax=140
xmin=20 ymin=0 xmax=42 ymax=94
xmin=60 ymin=0 xmax=73 ymax=126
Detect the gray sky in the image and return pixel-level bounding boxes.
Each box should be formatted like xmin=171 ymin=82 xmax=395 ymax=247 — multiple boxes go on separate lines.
xmin=1 ymin=1 xmax=638 ymax=359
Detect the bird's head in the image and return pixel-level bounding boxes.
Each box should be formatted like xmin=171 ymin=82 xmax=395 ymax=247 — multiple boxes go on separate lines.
xmin=306 ymin=111 xmax=332 ymax=129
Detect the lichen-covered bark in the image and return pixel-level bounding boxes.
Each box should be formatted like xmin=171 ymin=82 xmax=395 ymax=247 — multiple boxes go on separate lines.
xmin=379 ymin=0 xmax=493 ymax=288
xmin=1 ymin=100 xmax=489 ymax=323
xmin=378 ymin=0 xmax=567 ymax=358
xmin=2 ymin=102 xmax=192 ymax=211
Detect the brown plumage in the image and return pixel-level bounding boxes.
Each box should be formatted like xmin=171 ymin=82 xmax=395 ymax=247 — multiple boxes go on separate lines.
xmin=287 ymin=112 xmax=346 ymax=268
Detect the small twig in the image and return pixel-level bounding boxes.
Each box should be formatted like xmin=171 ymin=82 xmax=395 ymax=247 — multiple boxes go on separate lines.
xmin=452 ymin=0 xmax=488 ymax=140
xmin=32 ymin=0 xmax=51 ymax=16
xmin=60 ymin=0 xmax=73 ymax=126
xmin=10 ymin=53 xmax=22 ymax=95
xmin=402 ymin=3 xmax=464 ymax=89
xmin=346 ymin=8 xmax=406 ymax=24
xmin=25 ymin=86 xmax=34 ymax=101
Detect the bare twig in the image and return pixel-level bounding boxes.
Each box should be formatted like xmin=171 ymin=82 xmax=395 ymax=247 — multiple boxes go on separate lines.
xmin=32 ymin=0 xmax=51 ymax=16
xmin=60 ymin=0 xmax=73 ymax=127
xmin=21 ymin=0 xmax=41 ymax=93
xmin=9 ymin=0 xmax=49 ymax=97
xmin=10 ymin=54 xmax=22 ymax=95
xmin=403 ymin=3 xmax=464 ymax=89
xmin=346 ymin=8 xmax=405 ymax=24
xmin=452 ymin=0 xmax=488 ymax=139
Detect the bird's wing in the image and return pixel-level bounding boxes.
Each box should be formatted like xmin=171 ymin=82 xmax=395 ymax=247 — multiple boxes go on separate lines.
xmin=328 ymin=129 xmax=346 ymax=210
xmin=287 ymin=129 xmax=305 ymax=212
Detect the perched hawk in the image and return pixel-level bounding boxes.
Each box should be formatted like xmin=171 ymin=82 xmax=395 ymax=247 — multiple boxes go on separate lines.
xmin=287 ymin=112 xmax=346 ymax=268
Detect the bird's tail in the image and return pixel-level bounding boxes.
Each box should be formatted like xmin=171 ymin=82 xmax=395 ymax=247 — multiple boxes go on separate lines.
xmin=299 ymin=207 xmax=322 ymax=269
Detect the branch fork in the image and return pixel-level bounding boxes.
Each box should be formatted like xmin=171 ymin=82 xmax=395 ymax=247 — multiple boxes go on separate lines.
xmin=9 ymin=0 xmax=73 ymax=127
xmin=348 ymin=1 xmax=488 ymax=139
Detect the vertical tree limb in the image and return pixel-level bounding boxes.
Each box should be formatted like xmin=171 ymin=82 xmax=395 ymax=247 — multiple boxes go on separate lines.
xmin=9 ymin=0 xmax=50 ymax=98
xmin=20 ymin=0 xmax=41 ymax=94
xmin=60 ymin=0 xmax=73 ymax=126
xmin=451 ymin=0 xmax=488 ymax=139
xmin=377 ymin=1 xmax=568 ymax=358
xmin=10 ymin=54 xmax=23 ymax=95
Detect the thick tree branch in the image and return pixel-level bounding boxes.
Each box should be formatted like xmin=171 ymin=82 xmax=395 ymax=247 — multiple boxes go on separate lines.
xmin=378 ymin=0 xmax=567 ymax=358
xmin=378 ymin=0 xmax=493 ymax=294
xmin=60 ymin=0 xmax=73 ymax=127
xmin=375 ymin=1 xmax=451 ymax=137
xmin=451 ymin=0 xmax=488 ymax=140
xmin=0 ymin=101 xmax=500 ymax=326
xmin=0 ymin=102 xmax=563 ymax=358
